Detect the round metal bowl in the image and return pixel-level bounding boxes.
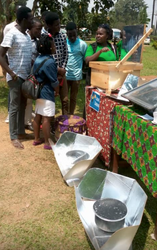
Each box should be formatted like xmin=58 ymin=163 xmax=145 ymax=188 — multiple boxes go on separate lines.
xmin=93 ymin=198 xmax=127 ymax=232
xmin=66 ymin=150 xmax=89 ymax=164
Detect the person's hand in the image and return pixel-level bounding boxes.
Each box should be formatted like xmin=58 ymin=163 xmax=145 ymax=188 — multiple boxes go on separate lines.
xmin=54 ymin=86 xmax=59 ymax=97
xmin=10 ymin=72 xmax=18 ymax=81
xmin=58 ymin=67 xmax=66 ymax=77
xmin=100 ymin=47 xmax=110 ymax=53
xmin=57 ymin=74 xmax=63 ymax=80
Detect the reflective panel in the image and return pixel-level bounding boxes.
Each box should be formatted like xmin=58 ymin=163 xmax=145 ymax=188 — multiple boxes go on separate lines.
xmin=122 ymin=78 xmax=157 ymax=114
xmin=75 ymin=169 xmax=147 ymax=250
xmin=50 ymin=132 xmax=102 ymax=186
xmin=121 ymin=24 xmax=144 ymax=62
xmin=66 ymin=150 xmax=89 ymax=164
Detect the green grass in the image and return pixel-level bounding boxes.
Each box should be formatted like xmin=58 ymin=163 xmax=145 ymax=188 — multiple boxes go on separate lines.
xmin=0 ymin=45 xmax=157 ymax=249
xmin=118 ymin=165 xmax=157 ymax=250
xmin=141 ymin=44 xmax=157 ymax=76
xmin=0 ymin=76 xmax=9 ymax=113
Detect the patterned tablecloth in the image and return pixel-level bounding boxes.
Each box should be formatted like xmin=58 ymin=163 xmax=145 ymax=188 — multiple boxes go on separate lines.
xmin=86 ymin=87 xmax=120 ymax=166
xmin=112 ymin=105 xmax=157 ymax=197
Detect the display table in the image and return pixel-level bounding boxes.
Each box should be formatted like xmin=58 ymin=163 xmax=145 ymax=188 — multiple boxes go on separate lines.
xmin=86 ymin=87 xmax=157 ymax=238
xmin=85 ymin=87 xmax=121 ymax=167
xmin=86 ymin=87 xmax=157 ymax=195
xmin=112 ymin=105 xmax=157 ymax=239
xmin=112 ymin=105 xmax=157 ymax=198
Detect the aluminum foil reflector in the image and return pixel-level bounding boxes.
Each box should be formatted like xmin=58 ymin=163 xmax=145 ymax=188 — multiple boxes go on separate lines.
xmin=50 ymin=132 xmax=102 ymax=186
xmin=66 ymin=150 xmax=89 ymax=164
xmin=75 ymin=168 xmax=147 ymax=250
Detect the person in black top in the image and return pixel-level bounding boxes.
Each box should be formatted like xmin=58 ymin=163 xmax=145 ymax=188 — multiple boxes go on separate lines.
xmin=45 ymin=12 xmax=68 ymax=115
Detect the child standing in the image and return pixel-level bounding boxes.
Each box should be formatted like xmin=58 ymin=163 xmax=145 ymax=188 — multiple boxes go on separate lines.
xmin=33 ymin=35 xmax=59 ymax=149
xmin=66 ymin=22 xmax=87 ymax=114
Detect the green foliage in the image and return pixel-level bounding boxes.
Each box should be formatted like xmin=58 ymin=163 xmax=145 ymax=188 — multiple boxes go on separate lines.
xmin=109 ymin=0 xmax=149 ymax=29
xmin=0 ymin=0 xmax=24 ymax=42
xmin=150 ymin=35 xmax=157 ymax=41
xmin=0 ymin=0 xmax=27 ymax=27
xmin=91 ymin=0 xmax=114 ymax=14
xmin=61 ymin=0 xmax=89 ymax=28
xmin=32 ymin=0 xmax=115 ymax=34
xmin=32 ymin=0 xmax=62 ymax=17
xmin=86 ymin=12 xmax=109 ymax=34
xmin=140 ymin=44 xmax=157 ymax=76
xmin=0 ymin=78 xmax=9 ymax=112
xmin=138 ymin=6 xmax=150 ymax=24
xmin=152 ymin=40 xmax=157 ymax=50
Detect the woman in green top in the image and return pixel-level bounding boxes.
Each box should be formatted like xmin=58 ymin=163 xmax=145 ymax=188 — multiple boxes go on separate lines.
xmin=85 ymin=24 xmax=117 ymax=65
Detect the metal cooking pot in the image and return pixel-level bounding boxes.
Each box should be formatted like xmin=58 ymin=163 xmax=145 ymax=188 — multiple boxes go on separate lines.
xmin=66 ymin=150 xmax=89 ymax=164
xmin=93 ymin=198 xmax=127 ymax=232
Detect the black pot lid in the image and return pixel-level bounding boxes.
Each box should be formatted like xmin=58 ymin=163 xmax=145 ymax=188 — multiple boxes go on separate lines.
xmin=93 ymin=198 xmax=127 ymax=221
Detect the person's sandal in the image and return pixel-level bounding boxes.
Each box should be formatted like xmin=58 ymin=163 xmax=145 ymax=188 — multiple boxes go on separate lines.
xmin=33 ymin=139 xmax=44 ymax=146
xmin=44 ymin=144 xmax=52 ymax=150
xmin=11 ymin=139 xmax=24 ymax=149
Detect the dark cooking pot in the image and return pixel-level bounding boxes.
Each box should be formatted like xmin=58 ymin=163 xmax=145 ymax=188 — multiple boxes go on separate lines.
xmin=93 ymin=198 xmax=127 ymax=232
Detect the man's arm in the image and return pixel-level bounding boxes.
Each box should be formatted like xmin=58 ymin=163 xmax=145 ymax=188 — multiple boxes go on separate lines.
xmin=0 ymin=46 xmax=17 ymax=80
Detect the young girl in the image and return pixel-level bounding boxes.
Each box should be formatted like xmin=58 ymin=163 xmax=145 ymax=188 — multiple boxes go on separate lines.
xmin=33 ymin=34 xmax=59 ymax=149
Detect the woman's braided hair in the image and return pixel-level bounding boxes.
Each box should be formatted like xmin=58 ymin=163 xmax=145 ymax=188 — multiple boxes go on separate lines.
xmin=37 ymin=34 xmax=54 ymax=55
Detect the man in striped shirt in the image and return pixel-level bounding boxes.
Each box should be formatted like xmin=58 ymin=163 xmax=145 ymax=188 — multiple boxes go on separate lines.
xmin=0 ymin=7 xmax=33 ymax=149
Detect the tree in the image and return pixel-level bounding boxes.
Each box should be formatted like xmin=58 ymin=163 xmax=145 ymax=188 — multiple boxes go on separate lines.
xmin=86 ymin=12 xmax=110 ymax=34
xmin=61 ymin=0 xmax=90 ymax=28
xmin=0 ymin=0 xmax=27 ymax=24
xmin=32 ymin=0 xmax=62 ymax=17
xmin=88 ymin=0 xmax=114 ymax=33
xmin=109 ymin=0 xmax=149 ymax=29
xmin=61 ymin=0 xmax=115 ymax=34
xmin=31 ymin=0 xmax=115 ymax=30
xmin=0 ymin=0 xmax=27 ymax=42
xmin=91 ymin=0 xmax=114 ymax=14
xmin=138 ymin=6 xmax=150 ymax=24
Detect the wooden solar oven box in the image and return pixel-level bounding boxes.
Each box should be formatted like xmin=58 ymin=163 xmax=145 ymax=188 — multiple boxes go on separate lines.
xmin=89 ymin=61 xmax=143 ymax=94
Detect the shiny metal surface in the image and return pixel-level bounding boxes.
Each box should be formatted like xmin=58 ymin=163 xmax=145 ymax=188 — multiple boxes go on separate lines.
xmin=93 ymin=198 xmax=127 ymax=232
xmin=66 ymin=150 xmax=89 ymax=164
xmin=51 ymin=132 xmax=102 ymax=186
xmin=75 ymin=168 xmax=147 ymax=250
xmin=95 ymin=214 xmax=125 ymax=233
xmin=93 ymin=199 xmax=127 ymax=221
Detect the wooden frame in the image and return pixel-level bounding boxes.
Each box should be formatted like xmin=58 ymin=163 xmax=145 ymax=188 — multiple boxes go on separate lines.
xmin=89 ymin=27 xmax=153 ymax=94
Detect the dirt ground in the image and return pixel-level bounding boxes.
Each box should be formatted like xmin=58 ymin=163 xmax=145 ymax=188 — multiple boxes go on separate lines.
xmin=0 ymin=111 xmax=104 ymax=250
xmin=0 ymin=111 xmax=74 ymax=248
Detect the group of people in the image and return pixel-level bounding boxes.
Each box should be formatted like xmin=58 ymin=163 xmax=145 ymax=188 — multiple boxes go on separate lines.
xmin=0 ymin=7 xmax=88 ymax=150
xmin=0 ymin=6 xmax=133 ymax=150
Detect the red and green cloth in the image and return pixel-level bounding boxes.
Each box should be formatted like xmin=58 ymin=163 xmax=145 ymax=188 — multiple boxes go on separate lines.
xmin=112 ymin=105 xmax=157 ymax=197
xmin=86 ymin=87 xmax=120 ymax=166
